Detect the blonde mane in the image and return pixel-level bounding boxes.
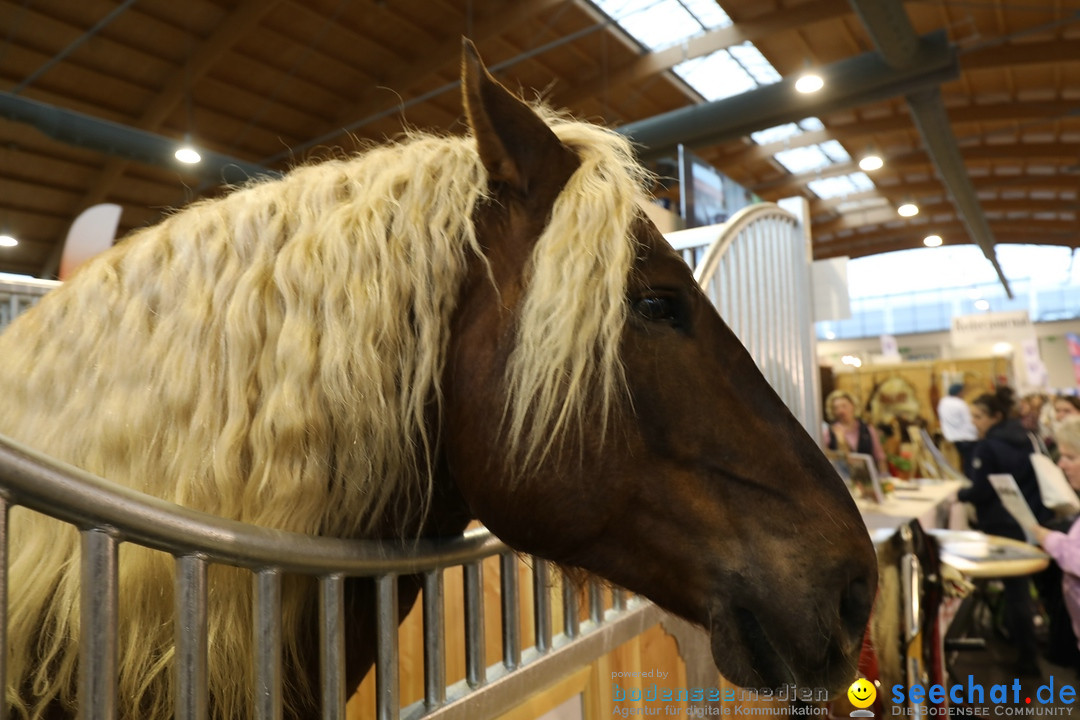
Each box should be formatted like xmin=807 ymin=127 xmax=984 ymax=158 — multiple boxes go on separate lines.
xmin=0 ymin=111 xmax=649 ymax=719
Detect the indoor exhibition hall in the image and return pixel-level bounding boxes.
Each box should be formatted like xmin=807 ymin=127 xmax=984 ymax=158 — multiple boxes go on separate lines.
xmin=1 ymin=2 xmax=1079 ymax=719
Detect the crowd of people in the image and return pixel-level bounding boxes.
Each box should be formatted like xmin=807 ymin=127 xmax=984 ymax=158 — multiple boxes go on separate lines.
xmin=824 ymin=383 xmax=1080 ymax=679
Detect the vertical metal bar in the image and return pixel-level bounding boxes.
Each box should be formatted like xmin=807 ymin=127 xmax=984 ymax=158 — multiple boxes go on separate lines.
xmin=0 ymin=499 xmax=8 ymax=720
xmin=562 ymin=573 xmax=579 ymax=639
xmin=319 ymin=574 xmax=346 ymax=720
xmin=499 ymin=553 xmax=521 ymax=670
xmin=463 ymin=561 xmax=485 ymax=688
xmin=611 ymin=587 xmax=627 ymax=612
xmin=175 ymin=554 xmax=208 ymax=720
xmin=253 ymin=569 xmax=283 ymax=720
xmin=422 ymin=569 xmax=446 ymax=709
xmin=589 ymin=580 xmax=604 ymax=625
xmin=79 ymin=529 xmax=118 ymax=720
xmin=532 ymin=558 xmax=552 ymax=653
xmin=375 ymin=574 xmax=399 ymax=720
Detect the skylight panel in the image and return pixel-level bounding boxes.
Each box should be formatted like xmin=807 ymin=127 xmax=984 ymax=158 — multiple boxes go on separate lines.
xmin=593 ymin=0 xmax=781 ymax=104
xmin=819 ymin=139 xmax=851 ymax=163
xmin=848 ymin=172 xmax=874 ymax=191
xmin=750 ymin=117 xmax=824 ymax=146
xmin=807 ymin=172 xmax=876 ymax=199
xmin=596 ymin=0 xmax=704 ymax=50
xmin=807 ymin=176 xmax=854 ymax=199
xmin=728 ymin=43 xmax=781 ymax=85
xmin=679 ymin=0 xmax=732 ymax=28
xmin=618 ymin=3 xmax=701 ymax=50
xmin=750 ymin=123 xmax=801 ymax=146
xmin=808 ymin=176 xmax=853 ymax=199
xmin=675 ymin=51 xmax=756 ymax=101
xmin=774 ymin=146 xmax=831 ymax=174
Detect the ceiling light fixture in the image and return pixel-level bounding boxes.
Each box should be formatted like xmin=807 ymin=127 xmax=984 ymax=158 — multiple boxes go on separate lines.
xmin=897 ymin=202 xmax=919 ymax=217
xmin=0 ymin=234 xmax=17 ymax=248
xmin=975 ymin=299 xmax=990 ymax=311
xmin=923 ymin=234 xmax=943 ymax=247
xmin=858 ymin=154 xmax=883 ymax=172
xmin=175 ymin=142 xmax=201 ymax=165
xmin=795 ymin=71 xmax=824 ymax=94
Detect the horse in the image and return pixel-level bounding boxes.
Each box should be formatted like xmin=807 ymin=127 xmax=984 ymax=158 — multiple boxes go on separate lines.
xmin=0 ymin=41 xmax=877 ymax=719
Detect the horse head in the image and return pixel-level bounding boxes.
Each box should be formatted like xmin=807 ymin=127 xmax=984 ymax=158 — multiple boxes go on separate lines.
xmin=444 ymin=42 xmax=876 ymax=693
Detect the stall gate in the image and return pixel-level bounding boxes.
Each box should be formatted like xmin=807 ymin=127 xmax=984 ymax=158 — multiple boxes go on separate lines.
xmin=0 ymin=202 xmax=819 ymax=719
xmin=0 ymin=436 xmax=669 ymax=720
xmin=666 ymin=200 xmax=821 ymax=435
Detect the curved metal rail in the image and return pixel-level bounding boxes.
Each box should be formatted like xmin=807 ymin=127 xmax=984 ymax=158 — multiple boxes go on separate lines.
xmin=0 ymin=435 xmax=507 ymax=575
xmin=675 ymin=201 xmax=820 ymax=436
xmin=0 ymin=434 xmax=647 ymax=720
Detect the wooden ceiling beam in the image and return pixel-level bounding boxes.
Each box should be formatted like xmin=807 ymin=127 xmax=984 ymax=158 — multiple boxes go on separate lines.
xmin=812 ymin=197 xmax=1075 ymax=234
xmin=712 ymin=100 xmax=1079 ymax=169
xmin=751 ymin=141 xmax=1080 ymax=196
xmin=815 ymin=196 xmax=1080 ymax=235
xmin=962 ymin=38 xmax=1080 ymax=71
xmin=814 ymin=218 xmax=1079 ymax=258
xmin=816 ymin=232 xmax=1080 ymax=260
xmin=329 ymin=0 xmax=569 ymax=133
xmin=43 ymin=0 xmax=286 ymax=277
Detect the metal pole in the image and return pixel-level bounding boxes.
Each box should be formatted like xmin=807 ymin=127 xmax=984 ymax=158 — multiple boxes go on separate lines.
xmin=79 ymin=529 xmax=118 ymax=720
xmin=499 ymin=553 xmax=521 ymax=670
xmin=463 ymin=561 xmax=486 ymax=688
xmin=375 ymin=574 xmax=399 ymax=720
xmin=175 ymin=554 xmax=209 ymax=720
xmin=319 ymin=574 xmax=346 ymax=720
xmin=532 ymin=558 xmax=552 ymax=653
xmin=253 ymin=569 xmax=283 ymax=720
xmin=422 ymin=569 xmax=446 ymax=708
xmin=562 ymin=574 xmax=579 ymax=639
xmin=589 ymin=579 xmax=604 ymax=626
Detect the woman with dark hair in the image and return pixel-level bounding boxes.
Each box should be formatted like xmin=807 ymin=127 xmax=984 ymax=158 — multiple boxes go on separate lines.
xmin=1054 ymin=395 xmax=1080 ymax=423
xmin=960 ymin=385 xmax=1052 ymax=677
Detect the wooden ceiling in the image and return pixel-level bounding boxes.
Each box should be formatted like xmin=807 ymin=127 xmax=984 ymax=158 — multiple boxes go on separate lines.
xmin=0 ymin=0 xmax=1077 ymax=278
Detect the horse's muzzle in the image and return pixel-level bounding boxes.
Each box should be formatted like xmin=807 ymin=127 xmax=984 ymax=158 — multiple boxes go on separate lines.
xmin=707 ymin=568 xmax=875 ymax=694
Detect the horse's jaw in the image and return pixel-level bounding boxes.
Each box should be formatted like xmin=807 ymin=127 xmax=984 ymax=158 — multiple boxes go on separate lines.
xmin=706 ymin=599 xmax=862 ymax=696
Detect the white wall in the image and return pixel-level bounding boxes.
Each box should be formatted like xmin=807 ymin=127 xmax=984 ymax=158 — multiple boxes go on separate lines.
xmin=817 ymin=318 xmax=1080 ymax=391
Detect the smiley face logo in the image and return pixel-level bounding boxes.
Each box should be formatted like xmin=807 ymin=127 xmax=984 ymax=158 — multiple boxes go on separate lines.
xmin=847 ymin=678 xmax=876 ymax=709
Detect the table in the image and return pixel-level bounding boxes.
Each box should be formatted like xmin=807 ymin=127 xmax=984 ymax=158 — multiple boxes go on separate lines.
xmin=859 ymin=479 xmax=966 ymax=535
xmin=929 ymin=529 xmax=1050 ymax=577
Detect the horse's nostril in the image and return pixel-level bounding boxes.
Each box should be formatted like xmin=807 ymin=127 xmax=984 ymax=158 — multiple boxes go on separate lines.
xmin=838 ymin=575 xmax=873 ymax=644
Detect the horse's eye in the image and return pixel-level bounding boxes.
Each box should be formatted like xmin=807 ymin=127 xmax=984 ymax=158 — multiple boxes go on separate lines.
xmin=634 ymin=296 xmax=677 ymax=323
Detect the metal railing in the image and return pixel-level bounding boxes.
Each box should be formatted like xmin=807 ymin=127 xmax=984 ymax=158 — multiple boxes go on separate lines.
xmin=0 ymin=274 xmax=60 ymax=332
xmin=667 ymin=202 xmax=820 ymax=436
xmin=0 ymin=434 xmax=653 ymax=720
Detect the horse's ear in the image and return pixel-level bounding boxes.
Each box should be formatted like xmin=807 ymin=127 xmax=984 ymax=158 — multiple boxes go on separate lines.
xmin=461 ymin=39 xmax=575 ymax=193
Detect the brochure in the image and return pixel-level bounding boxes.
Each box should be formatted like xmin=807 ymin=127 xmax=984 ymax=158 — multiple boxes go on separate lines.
xmin=988 ymin=473 xmax=1039 ymax=542
xmin=826 ymin=450 xmax=886 ymax=504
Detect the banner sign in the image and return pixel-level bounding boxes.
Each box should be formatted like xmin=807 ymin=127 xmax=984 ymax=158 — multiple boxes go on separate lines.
xmin=950 ymin=310 xmax=1034 ymax=347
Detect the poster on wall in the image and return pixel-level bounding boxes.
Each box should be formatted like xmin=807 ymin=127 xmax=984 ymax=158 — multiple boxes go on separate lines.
xmin=1067 ymin=333 xmax=1080 ymax=386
